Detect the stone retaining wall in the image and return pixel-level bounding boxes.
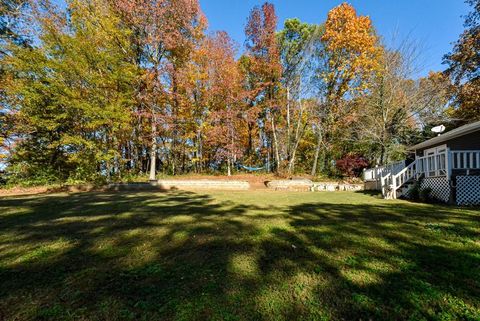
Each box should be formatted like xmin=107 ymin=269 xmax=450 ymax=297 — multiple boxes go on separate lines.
xmin=108 ymin=180 xmax=250 ymax=191
xmin=266 ymin=180 xmax=363 ymax=192
xmin=312 ymin=182 xmax=363 ymax=192
xmin=107 ymin=182 xmax=160 ymax=191
xmin=155 ymin=180 xmax=250 ymax=191
xmin=109 ymin=180 xmax=363 ymax=192
xmin=266 ymin=180 xmax=313 ymax=191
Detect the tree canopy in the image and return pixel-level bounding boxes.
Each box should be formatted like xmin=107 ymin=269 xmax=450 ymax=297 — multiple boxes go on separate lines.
xmin=444 ymin=0 xmax=480 ymax=123
xmin=0 ymin=1 xmax=466 ymax=185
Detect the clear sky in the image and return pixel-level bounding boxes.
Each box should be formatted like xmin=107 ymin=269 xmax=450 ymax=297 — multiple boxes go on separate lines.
xmin=200 ymin=0 xmax=470 ymax=77
xmin=50 ymin=0 xmax=470 ymax=77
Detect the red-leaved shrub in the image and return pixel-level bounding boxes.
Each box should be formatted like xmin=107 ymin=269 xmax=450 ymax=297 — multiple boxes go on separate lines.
xmin=336 ymin=154 xmax=369 ymax=177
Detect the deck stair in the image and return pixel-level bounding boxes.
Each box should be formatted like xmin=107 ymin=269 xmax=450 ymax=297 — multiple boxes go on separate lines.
xmin=364 ymin=146 xmax=480 ymax=200
xmin=390 ymin=160 xmax=418 ymax=199
xmin=369 ymin=160 xmax=418 ymax=199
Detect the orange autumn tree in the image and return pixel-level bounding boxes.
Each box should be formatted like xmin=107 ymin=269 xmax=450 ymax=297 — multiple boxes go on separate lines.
xmin=178 ymin=31 xmax=244 ymax=175
xmin=244 ymin=2 xmax=283 ymax=172
xmin=113 ymin=0 xmax=206 ymax=178
xmin=171 ymin=35 xmax=210 ymax=174
xmin=311 ymin=2 xmax=381 ymax=175
xmin=200 ymin=32 xmax=244 ymax=176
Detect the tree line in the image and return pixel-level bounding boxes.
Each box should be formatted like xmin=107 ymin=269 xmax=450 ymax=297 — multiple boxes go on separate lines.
xmin=0 ymin=0 xmax=478 ymax=185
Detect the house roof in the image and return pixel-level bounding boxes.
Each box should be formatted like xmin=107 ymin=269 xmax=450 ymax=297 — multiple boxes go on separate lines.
xmin=409 ymin=120 xmax=480 ymax=151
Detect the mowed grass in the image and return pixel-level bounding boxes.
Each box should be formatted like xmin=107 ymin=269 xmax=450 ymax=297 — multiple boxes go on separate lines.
xmin=0 ymin=190 xmax=479 ymax=321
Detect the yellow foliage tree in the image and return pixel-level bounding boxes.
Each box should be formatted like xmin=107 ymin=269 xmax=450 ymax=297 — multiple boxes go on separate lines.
xmin=311 ymin=2 xmax=382 ymax=175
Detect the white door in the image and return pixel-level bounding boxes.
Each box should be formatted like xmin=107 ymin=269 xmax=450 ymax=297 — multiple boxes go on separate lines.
xmin=424 ymin=145 xmax=446 ymax=177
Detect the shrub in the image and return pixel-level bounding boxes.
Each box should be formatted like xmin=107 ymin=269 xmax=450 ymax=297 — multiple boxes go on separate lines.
xmin=407 ymin=181 xmax=433 ymax=203
xmin=407 ymin=181 xmax=440 ymax=204
xmin=0 ymin=171 xmax=6 ymax=187
xmin=6 ymin=163 xmax=62 ymax=187
xmin=420 ymin=187 xmax=433 ymax=203
xmin=409 ymin=182 xmax=421 ymax=201
xmin=336 ymin=154 xmax=369 ymax=177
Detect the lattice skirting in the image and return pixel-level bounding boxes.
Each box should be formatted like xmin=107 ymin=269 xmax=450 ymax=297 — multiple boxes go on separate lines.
xmin=456 ymin=176 xmax=480 ymax=206
xmin=421 ymin=177 xmax=451 ymax=203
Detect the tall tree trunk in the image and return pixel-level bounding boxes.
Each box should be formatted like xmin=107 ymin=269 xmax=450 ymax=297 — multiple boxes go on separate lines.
xmin=228 ymin=126 xmax=234 ymax=177
xmin=115 ymin=139 xmax=121 ymax=178
xmin=227 ymin=158 xmax=231 ymax=176
xmin=133 ymin=123 xmax=141 ymax=173
xmin=379 ymin=144 xmax=386 ymax=165
xmin=271 ymin=116 xmax=280 ymax=173
xmin=196 ymin=128 xmax=202 ymax=173
xmin=288 ymin=122 xmax=308 ymax=175
xmin=247 ymin=122 xmax=253 ymax=157
xmin=288 ymin=147 xmax=298 ymax=174
xmin=170 ymin=137 xmax=176 ymax=175
xmin=286 ymin=86 xmax=291 ymax=159
xmin=181 ymin=141 xmax=186 ymax=174
xmin=288 ymin=99 xmax=307 ymax=174
xmin=311 ymin=127 xmax=323 ymax=176
xmin=149 ymin=116 xmax=157 ymax=181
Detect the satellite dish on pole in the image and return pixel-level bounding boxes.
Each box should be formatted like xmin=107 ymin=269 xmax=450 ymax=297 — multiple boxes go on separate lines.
xmin=431 ymin=125 xmax=446 ymax=136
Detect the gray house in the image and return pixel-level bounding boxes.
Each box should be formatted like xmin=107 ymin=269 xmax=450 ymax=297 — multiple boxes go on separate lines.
xmin=364 ymin=121 xmax=480 ymax=205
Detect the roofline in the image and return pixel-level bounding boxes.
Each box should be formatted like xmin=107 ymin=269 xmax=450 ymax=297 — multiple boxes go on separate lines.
xmin=408 ymin=121 xmax=480 ymax=151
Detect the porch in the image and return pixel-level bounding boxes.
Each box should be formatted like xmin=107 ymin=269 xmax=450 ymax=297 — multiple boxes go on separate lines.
xmin=363 ymin=149 xmax=480 ymax=204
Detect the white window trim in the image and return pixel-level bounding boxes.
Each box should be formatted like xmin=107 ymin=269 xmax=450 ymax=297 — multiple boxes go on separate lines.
xmin=424 ymin=144 xmax=447 ymax=177
xmin=424 ymin=144 xmax=447 ymax=156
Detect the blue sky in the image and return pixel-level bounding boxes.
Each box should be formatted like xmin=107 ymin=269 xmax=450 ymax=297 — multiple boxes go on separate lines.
xmin=50 ymin=0 xmax=470 ymax=77
xmin=201 ymin=0 xmax=470 ymax=77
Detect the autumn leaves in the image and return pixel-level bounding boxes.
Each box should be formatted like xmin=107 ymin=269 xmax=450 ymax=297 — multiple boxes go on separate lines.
xmin=0 ymin=1 xmax=462 ymax=184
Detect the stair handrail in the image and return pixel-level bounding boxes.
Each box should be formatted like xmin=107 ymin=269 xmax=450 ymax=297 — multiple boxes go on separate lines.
xmin=392 ymin=160 xmax=418 ymax=198
xmin=380 ymin=172 xmax=392 ymax=198
xmin=364 ymin=160 xmax=406 ymax=182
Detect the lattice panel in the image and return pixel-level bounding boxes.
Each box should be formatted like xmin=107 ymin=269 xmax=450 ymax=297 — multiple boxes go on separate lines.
xmin=421 ymin=177 xmax=450 ymax=203
xmin=456 ymin=176 xmax=480 ymax=206
xmin=402 ymin=185 xmax=414 ymax=199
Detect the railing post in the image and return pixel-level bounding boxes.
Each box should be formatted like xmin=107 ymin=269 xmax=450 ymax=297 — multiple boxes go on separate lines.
xmin=425 ymin=156 xmax=429 ymax=177
xmin=381 ymin=175 xmax=385 ymax=197
xmin=392 ymin=175 xmax=397 ymax=199
xmin=446 ymin=149 xmax=452 ymax=181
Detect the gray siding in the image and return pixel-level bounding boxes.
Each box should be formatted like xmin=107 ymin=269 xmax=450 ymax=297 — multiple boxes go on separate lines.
xmin=415 ymin=131 xmax=480 ymax=156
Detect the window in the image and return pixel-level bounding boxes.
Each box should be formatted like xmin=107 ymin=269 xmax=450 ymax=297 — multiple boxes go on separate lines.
xmin=424 ymin=145 xmax=447 ymax=177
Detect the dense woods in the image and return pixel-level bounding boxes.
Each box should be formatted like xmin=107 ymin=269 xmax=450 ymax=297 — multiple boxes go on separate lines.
xmin=0 ymin=0 xmax=478 ymax=185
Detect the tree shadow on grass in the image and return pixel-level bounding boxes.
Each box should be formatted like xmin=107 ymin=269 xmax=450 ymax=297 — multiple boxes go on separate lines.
xmin=0 ymin=191 xmax=479 ymax=320
xmin=277 ymin=201 xmax=480 ymax=320
xmin=0 ymin=191 xmax=274 ymax=320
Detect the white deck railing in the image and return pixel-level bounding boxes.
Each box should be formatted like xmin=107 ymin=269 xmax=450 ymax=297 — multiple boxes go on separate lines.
xmin=452 ymin=150 xmax=480 ymax=171
xmin=363 ymin=160 xmax=406 ymax=182
xmin=416 ymin=151 xmax=448 ymax=178
xmin=364 ymin=149 xmax=480 ymax=199
xmin=415 ymin=150 xmax=480 ymax=178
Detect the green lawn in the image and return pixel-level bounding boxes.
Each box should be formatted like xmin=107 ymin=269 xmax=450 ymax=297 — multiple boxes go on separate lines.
xmin=0 ymin=190 xmax=479 ymax=321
